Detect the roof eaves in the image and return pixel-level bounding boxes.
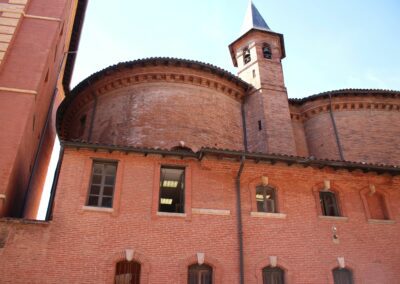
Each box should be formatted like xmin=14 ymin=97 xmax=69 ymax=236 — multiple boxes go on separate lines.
xmin=61 ymin=141 xmax=400 ymax=176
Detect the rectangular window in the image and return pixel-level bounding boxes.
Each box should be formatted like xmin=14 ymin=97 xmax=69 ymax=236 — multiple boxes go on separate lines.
xmin=256 ymin=186 xmax=276 ymax=213
xmin=87 ymin=161 xmax=117 ymax=208
xmin=159 ymin=166 xmax=185 ymax=213
xmin=320 ymin=191 xmax=340 ymax=216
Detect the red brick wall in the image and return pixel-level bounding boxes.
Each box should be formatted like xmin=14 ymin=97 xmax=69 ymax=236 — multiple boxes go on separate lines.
xmin=290 ymin=95 xmax=400 ymax=165
xmin=0 ymin=0 xmax=76 ymax=217
xmin=62 ymin=65 xmax=246 ymax=151
xmin=0 ymin=149 xmax=399 ymax=283
xmin=231 ymin=30 xmax=296 ymax=155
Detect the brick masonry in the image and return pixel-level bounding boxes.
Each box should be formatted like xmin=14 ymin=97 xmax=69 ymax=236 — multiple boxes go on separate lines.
xmin=0 ymin=1 xmax=399 ymax=283
xmin=0 ymin=149 xmax=399 ymax=283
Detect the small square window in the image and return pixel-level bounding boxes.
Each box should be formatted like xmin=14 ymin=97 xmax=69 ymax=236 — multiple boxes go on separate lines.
xmin=159 ymin=166 xmax=185 ymax=213
xmin=87 ymin=161 xmax=117 ymax=208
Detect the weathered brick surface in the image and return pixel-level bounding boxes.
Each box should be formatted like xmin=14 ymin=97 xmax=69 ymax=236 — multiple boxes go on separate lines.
xmin=0 ymin=149 xmax=399 ymax=283
xmin=62 ymin=64 xmax=246 ymax=151
xmin=231 ymin=30 xmax=297 ymax=155
xmin=0 ymin=0 xmax=76 ymax=217
xmin=290 ymin=95 xmax=400 ymax=165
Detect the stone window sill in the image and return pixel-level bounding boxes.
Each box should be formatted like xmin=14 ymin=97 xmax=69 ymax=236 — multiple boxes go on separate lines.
xmin=318 ymin=215 xmax=348 ymax=221
xmin=156 ymin=212 xmax=186 ymax=218
xmin=250 ymin=212 xmax=287 ymax=219
xmin=192 ymin=208 xmax=230 ymax=216
xmin=82 ymin=206 xmax=114 ymax=213
xmin=368 ymin=219 xmax=395 ymax=224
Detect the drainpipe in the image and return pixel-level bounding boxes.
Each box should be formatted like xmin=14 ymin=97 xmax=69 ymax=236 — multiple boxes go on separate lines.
xmin=22 ymin=50 xmax=70 ymax=218
xmin=45 ymin=144 xmax=64 ymax=221
xmin=235 ymin=155 xmax=245 ymax=284
xmin=21 ymin=87 xmax=59 ymax=218
xmin=328 ymin=94 xmax=344 ymax=160
xmin=235 ymin=98 xmax=248 ymax=284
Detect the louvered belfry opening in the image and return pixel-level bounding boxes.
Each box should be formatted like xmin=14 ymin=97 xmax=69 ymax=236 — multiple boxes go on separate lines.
xmin=188 ymin=264 xmax=213 ymax=284
xmin=115 ymin=260 xmax=141 ymax=284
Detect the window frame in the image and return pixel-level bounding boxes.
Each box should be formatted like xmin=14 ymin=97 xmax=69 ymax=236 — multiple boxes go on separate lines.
xmin=262 ymin=266 xmax=285 ymax=284
xmin=332 ymin=267 xmax=353 ymax=284
xmin=152 ymin=163 xmax=192 ymax=219
xmin=188 ymin=263 xmax=213 ymax=284
xmin=319 ymin=190 xmax=341 ymax=217
xmin=312 ymin=182 xmax=347 ymax=219
xmin=115 ymin=260 xmax=141 ymax=284
xmin=86 ymin=160 xmax=118 ymax=208
xmin=256 ymin=185 xmax=277 ymax=213
xmin=158 ymin=166 xmax=186 ymax=214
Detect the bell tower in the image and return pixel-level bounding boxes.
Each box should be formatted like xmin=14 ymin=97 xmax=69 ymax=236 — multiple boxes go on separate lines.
xmin=229 ymin=1 xmax=296 ymax=155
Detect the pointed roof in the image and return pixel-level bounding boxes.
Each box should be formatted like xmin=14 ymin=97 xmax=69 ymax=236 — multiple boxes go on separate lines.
xmin=240 ymin=0 xmax=271 ymax=34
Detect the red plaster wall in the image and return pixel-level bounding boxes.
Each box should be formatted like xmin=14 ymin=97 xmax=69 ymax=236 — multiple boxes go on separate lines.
xmin=0 ymin=149 xmax=399 ymax=283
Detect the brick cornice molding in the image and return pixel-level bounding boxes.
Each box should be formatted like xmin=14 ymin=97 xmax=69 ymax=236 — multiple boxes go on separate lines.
xmin=290 ymin=100 xmax=400 ymax=122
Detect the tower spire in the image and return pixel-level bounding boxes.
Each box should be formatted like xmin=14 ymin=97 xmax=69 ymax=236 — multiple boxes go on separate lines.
xmin=240 ymin=0 xmax=271 ymax=34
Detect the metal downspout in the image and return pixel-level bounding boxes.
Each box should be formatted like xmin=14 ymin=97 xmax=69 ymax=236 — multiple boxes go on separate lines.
xmin=328 ymin=94 xmax=344 ymax=160
xmin=236 ymin=99 xmax=248 ymax=284
xmin=236 ymin=156 xmax=245 ymax=284
xmin=22 ymin=50 xmax=70 ymax=218
xmin=45 ymin=144 xmax=64 ymax=221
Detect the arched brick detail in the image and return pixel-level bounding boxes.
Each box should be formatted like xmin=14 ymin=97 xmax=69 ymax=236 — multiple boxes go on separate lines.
xmin=360 ymin=186 xmax=393 ymax=220
xmin=254 ymin=256 xmax=292 ymax=284
xmin=312 ymin=181 xmax=347 ymax=217
xmin=107 ymin=250 xmax=150 ymax=284
xmin=247 ymin=176 xmax=285 ymax=214
xmin=179 ymin=253 xmax=223 ymax=283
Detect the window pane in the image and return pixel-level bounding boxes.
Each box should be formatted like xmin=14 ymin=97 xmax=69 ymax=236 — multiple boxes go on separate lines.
xmin=320 ymin=191 xmax=339 ymax=216
xmin=105 ymin=164 xmax=116 ymax=175
xmin=333 ymin=268 xmax=353 ymax=284
xmin=105 ymin=175 xmax=115 ymax=185
xmin=101 ymin=197 xmax=113 ymax=208
xmin=103 ymin=186 xmax=114 ymax=196
xmin=256 ymin=186 xmax=276 ymax=213
xmin=87 ymin=196 xmax=99 ymax=206
xmin=92 ymin=174 xmax=102 ymax=185
xmin=93 ymin=164 xmax=103 ymax=174
xmin=116 ymin=261 xmax=141 ymax=284
xmin=159 ymin=167 xmax=185 ymax=213
xmin=262 ymin=267 xmax=284 ymax=284
xmin=90 ymin=185 xmax=101 ymax=195
xmin=87 ymin=162 xmax=117 ymax=208
xmin=188 ymin=264 xmax=212 ymax=284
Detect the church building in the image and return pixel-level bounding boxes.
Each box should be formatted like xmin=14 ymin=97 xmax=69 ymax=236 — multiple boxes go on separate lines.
xmin=0 ymin=1 xmax=399 ymax=283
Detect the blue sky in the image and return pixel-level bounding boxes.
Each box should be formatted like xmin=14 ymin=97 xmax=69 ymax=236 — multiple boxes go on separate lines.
xmin=71 ymin=0 xmax=400 ymax=98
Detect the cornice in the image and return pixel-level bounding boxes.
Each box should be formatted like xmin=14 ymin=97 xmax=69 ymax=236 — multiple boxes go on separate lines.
xmin=291 ymin=100 xmax=400 ymax=122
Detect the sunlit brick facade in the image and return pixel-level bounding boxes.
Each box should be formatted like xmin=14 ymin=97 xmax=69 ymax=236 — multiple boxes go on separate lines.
xmin=0 ymin=1 xmax=399 ymax=283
